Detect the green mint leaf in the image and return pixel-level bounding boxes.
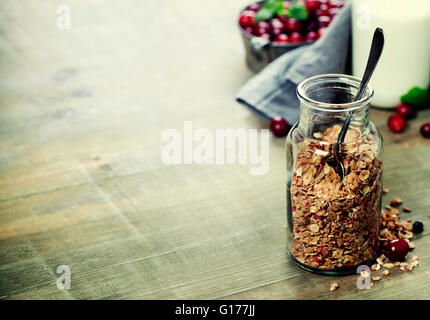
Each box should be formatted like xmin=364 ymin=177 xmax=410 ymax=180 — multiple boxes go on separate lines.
xmin=275 ymin=1 xmax=286 ymax=16
xmin=288 ymin=3 xmax=308 ymax=20
xmin=255 ymin=7 xmax=275 ymax=22
xmin=263 ymin=0 xmax=276 ymax=9
xmin=401 ymin=86 xmax=430 ymax=109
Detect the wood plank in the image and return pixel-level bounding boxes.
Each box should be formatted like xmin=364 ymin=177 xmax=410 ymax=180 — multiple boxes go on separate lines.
xmin=0 ymin=0 xmax=429 ymax=300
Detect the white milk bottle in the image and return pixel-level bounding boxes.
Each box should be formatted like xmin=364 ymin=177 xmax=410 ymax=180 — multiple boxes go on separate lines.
xmin=352 ymin=0 xmax=430 ymax=108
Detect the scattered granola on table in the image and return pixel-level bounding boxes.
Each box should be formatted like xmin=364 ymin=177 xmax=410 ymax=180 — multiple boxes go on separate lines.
xmin=329 ymin=282 xmax=339 ymax=292
xmin=290 ymin=125 xmax=383 ymax=270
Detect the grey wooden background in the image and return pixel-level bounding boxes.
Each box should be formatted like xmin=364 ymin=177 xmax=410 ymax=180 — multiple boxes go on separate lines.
xmin=0 ymin=0 xmax=429 ymax=299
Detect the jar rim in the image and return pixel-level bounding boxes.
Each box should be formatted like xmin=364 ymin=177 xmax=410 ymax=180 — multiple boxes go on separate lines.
xmin=296 ymin=74 xmax=374 ymax=112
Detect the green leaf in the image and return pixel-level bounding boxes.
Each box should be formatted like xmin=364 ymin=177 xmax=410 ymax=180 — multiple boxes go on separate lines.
xmin=255 ymin=7 xmax=275 ymax=22
xmin=401 ymin=86 xmax=430 ymax=109
xmin=288 ymin=2 xmax=308 ymax=20
xmin=255 ymin=0 xmax=284 ymax=22
xmin=263 ymin=0 xmax=277 ymax=9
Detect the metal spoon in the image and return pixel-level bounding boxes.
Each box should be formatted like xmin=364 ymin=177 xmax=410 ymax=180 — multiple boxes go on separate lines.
xmin=332 ymin=27 xmax=385 ymax=180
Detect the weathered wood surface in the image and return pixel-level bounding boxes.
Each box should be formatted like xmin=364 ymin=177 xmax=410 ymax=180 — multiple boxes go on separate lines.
xmin=0 ymin=0 xmax=429 ymax=300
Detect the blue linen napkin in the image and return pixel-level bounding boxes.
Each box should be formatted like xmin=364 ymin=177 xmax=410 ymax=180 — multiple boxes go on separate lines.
xmin=236 ymin=2 xmax=352 ymax=125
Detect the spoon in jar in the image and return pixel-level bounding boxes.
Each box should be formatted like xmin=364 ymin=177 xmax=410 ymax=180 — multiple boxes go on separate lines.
xmin=332 ymin=27 xmax=385 ymax=180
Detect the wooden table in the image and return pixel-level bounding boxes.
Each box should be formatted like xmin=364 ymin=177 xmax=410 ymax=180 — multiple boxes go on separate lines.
xmin=0 ymin=0 xmax=429 ymax=300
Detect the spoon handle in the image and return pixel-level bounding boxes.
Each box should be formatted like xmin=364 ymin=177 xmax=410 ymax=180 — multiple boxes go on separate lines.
xmin=336 ymin=28 xmax=385 ymax=146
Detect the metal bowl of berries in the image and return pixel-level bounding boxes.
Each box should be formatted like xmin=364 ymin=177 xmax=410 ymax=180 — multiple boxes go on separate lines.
xmin=238 ymin=0 xmax=344 ymax=72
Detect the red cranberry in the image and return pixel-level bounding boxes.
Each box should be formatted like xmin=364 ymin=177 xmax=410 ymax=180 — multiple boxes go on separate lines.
xmin=257 ymin=21 xmax=270 ymax=29
xmin=269 ymin=117 xmax=289 ymax=137
xmin=386 ymin=238 xmax=409 ymax=262
xmin=284 ymin=18 xmax=301 ymax=33
xmin=306 ymin=20 xmax=319 ymax=32
xmin=387 ymin=115 xmax=406 ymax=133
xmin=290 ymin=32 xmax=304 ymax=43
xmin=275 ymin=33 xmax=289 ymax=43
xmin=395 ymin=103 xmax=414 ymax=119
xmin=318 ymin=15 xmax=332 ymax=28
xmin=254 ymin=21 xmax=270 ymax=36
xmin=259 ymin=33 xmax=271 ymax=41
xmin=270 ymin=18 xmax=284 ymax=30
xmin=317 ymin=27 xmax=327 ymax=38
xmin=316 ymin=4 xmax=330 ymax=16
xmin=270 ymin=27 xmax=283 ymax=38
xmin=327 ymin=0 xmax=342 ymax=8
xmin=305 ymin=0 xmax=321 ymax=13
xmin=420 ymin=122 xmax=430 ymax=138
xmin=243 ymin=27 xmax=254 ymax=34
xmin=305 ymin=31 xmax=319 ymax=42
xmin=239 ymin=11 xmax=256 ymax=28
xmin=328 ymin=7 xmax=341 ymax=17
xmin=246 ymin=3 xmax=261 ymax=12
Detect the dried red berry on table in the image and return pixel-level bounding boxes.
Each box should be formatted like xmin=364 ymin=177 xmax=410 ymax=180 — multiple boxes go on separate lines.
xmin=386 ymin=238 xmax=409 ymax=262
xmin=387 ymin=114 xmax=406 ymax=133
xmin=270 ymin=117 xmax=289 ymax=137
xmin=420 ymin=122 xmax=430 ymax=138
xmin=239 ymin=11 xmax=256 ymax=29
xmin=395 ymin=103 xmax=414 ymax=119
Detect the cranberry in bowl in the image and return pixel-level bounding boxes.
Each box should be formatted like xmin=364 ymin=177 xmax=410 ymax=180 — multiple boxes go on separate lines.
xmin=238 ymin=0 xmax=344 ymax=72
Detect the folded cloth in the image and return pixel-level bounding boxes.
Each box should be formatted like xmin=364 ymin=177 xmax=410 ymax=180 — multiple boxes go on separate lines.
xmin=236 ymin=2 xmax=352 ymax=125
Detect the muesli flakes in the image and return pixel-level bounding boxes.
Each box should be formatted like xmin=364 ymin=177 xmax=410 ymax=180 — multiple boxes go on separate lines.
xmin=290 ymin=125 xmax=382 ymax=270
xmin=382 ymin=270 xmax=390 ymax=277
xmin=390 ymin=198 xmax=403 ymax=206
xmin=329 ymin=282 xmax=339 ymax=291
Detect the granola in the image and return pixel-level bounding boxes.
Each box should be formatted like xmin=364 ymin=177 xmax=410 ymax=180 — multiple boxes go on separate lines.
xmin=290 ymin=125 xmax=383 ymax=270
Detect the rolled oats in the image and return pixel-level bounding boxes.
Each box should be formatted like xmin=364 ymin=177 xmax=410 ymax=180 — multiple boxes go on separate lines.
xmin=290 ymin=126 xmax=382 ymax=270
xmin=372 ymin=276 xmax=381 ymax=281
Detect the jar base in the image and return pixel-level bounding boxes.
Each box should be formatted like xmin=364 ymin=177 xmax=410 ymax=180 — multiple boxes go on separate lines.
xmin=288 ymin=250 xmax=376 ymax=276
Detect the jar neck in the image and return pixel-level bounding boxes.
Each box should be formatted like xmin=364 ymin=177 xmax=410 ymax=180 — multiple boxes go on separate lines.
xmin=298 ymin=102 xmax=370 ymax=138
xmin=296 ymin=74 xmax=374 ymax=140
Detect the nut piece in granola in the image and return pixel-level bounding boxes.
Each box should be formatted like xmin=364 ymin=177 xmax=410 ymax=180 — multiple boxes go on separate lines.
xmin=390 ymin=198 xmax=403 ymax=206
xmin=329 ymin=282 xmax=339 ymax=291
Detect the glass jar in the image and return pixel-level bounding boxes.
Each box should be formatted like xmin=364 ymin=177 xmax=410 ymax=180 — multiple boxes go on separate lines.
xmin=285 ymin=74 xmax=383 ymax=275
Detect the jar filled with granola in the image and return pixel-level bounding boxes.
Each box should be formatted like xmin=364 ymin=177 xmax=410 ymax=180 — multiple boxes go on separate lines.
xmin=286 ymin=74 xmax=383 ymax=275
